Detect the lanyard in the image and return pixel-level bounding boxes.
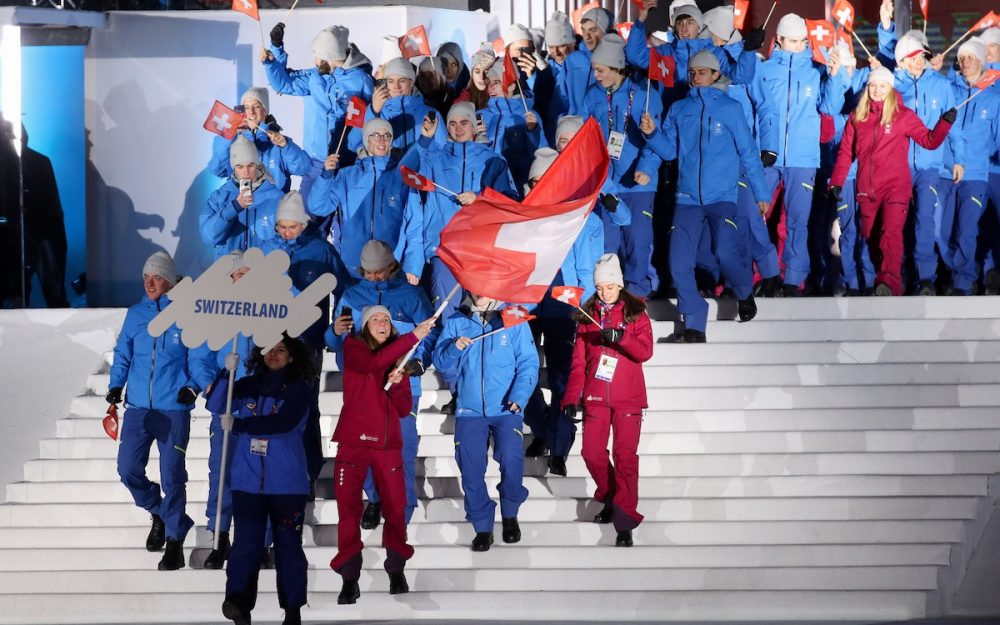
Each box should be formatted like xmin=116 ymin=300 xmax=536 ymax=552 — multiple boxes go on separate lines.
xmin=606 ymin=84 xmax=634 ymax=138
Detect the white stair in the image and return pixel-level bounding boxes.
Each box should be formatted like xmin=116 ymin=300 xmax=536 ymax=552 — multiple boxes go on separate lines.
xmin=3 ymin=297 xmax=1000 ymax=623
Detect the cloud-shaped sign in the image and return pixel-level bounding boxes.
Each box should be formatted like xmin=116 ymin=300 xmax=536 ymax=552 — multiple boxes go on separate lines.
xmin=148 ymin=248 xmax=337 ymax=352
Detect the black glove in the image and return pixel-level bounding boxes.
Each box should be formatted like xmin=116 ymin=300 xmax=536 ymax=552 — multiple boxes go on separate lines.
xmin=941 ymin=108 xmax=957 ymax=124
xmin=562 ymin=404 xmax=581 ymax=423
xmin=743 ymin=27 xmax=766 ymax=52
xmin=761 ymin=150 xmax=777 ymax=168
xmin=402 ymin=359 xmax=426 ymax=377
xmin=504 ymin=401 xmax=521 ymax=413
xmin=177 ymin=387 xmax=197 ymax=404
xmin=270 ymin=22 xmax=285 ymax=48
xmin=829 ymin=185 xmax=843 ymax=202
xmin=600 ymin=328 xmax=623 ymax=343
xmin=600 ymin=194 xmax=619 ymax=213
xmin=106 ymin=387 xmax=123 ymax=405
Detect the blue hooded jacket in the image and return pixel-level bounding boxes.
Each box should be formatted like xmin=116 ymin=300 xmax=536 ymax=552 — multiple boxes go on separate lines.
xmin=433 ymin=302 xmax=539 ymax=418
xmin=307 ymin=154 xmax=424 ymax=278
xmin=201 ymin=176 xmax=283 ymax=259
xmin=584 ymin=76 xmax=663 ymax=189
xmin=645 ymin=85 xmax=770 ymax=206
xmin=565 ymin=45 xmax=597 ymax=116
xmin=109 ymin=294 xmax=215 ymax=411
xmin=355 ymin=92 xmax=448 ymax=153
xmin=208 ymin=130 xmax=312 ymax=193
xmin=949 ymin=74 xmax=1000 ymax=183
xmin=893 ymin=68 xmax=963 ymax=173
xmin=481 ymin=96 xmax=548 ymax=190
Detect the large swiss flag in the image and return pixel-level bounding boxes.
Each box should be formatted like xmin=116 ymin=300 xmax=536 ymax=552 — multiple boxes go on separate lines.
xmin=437 ymin=118 xmax=609 ymax=304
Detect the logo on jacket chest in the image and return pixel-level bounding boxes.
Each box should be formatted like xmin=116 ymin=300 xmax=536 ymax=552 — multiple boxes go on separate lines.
xmin=387 ymin=194 xmax=399 ymax=208
xmin=803 ymin=85 xmax=814 ymax=99
xmin=500 ymin=333 xmax=509 ymax=346
xmin=883 ymin=123 xmax=893 ymax=135
xmin=713 ymin=121 xmax=724 ymax=136
xmin=171 ymin=330 xmax=181 ymax=345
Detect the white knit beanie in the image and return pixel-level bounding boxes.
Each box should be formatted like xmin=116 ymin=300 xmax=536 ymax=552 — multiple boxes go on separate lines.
xmin=505 ymin=23 xmax=533 ymax=45
xmin=528 ymin=147 xmax=559 ymax=181
xmin=673 ymin=4 xmax=705 ymax=31
xmin=363 ymin=118 xmax=393 ymax=147
xmin=703 ymin=6 xmax=736 ymax=43
xmin=591 ymin=33 xmax=627 ymax=69
xmin=229 ymin=134 xmax=259 ymax=168
xmin=447 ymin=101 xmax=477 ymax=127
xmin=555 ymin=115 xmax=585 ymax=145
xmin=383 ymin=57 xmax=416 ymax=80
xmin=142 ymin=250 xmax=178 ymax=285
xmin=470 ymin=43 xmax=496 ymax=69
xmin=275 ymin=191 xmax=309 ymax=225
xmin=360 ymin=240 xmax=396 ymax=272
xmin=668 ymin=0 xmax=698 ymax=23
xmin=361 ymin=305 xmax=391 ymax=329
xmin=958 ymin=39 xmax=987 ymax=66
xmin=690 ymin=50 xmax=721 ymax=72
xmin=593 ymin=253 xmax=624 ymax=287
xmin=982 ymin=27 xmax=1000 ymax=47
xmin=312 ymin=26 xmax=350 ymax=62
xmin=777 ymin=13 xmax=808 ymax=40
xmin=867 ymin=66 xmax=895 ymax=86
xmin=241 ymin=87 xmax=269 ymax=113
xmin=545 ymin=11 xmax=575 ymax=46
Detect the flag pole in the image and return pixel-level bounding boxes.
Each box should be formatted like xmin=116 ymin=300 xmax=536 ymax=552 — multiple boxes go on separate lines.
xmin=645 ymin=75 xmax=651 ymax=115
xmin=213 ymin=337 xmax=240 ymax=551
xmin=282 ymin=0 xmax=300 ymax=24
xmin=470 ymin=326 xmax=510 ymax=343
xmin=384 ymin=283 xmax=462 ymax=390
xmin=576 ymin=305 xmax=601 ymax=328
xmin=258 ymin=18 xmax=267 ymax=50
xmin=762 ymin=1 xmax=779 ymax=28
xmin=850 ymin=29 xmax=873 ymax=59
xmin=433 ymin=182 xmax=460 ymax=197
xmin=332 ymin=124 xmax=349 ymax=157
xmin=957 ymin=88 xmax=985 ymax=109
xmin=942 ymin=27 xmax=976 ymax=57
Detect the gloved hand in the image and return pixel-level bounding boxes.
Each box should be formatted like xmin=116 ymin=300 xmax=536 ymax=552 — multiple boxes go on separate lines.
xmin=402 ymin=359 xmax=426 ymax=377
xmin=177 ymin=387 xmax=197 ymax=404
xmin=600 ymin=194 xmax=619 ymax=213
xmin=562 ymin=404 xmax=581 ymax=423
xmin=829 ymin=185 xmax=843 ymax=202
xmin=600 ymin=328 xmax=623 ymax=343
xmin=941 ymin=108 xmax=957 ymax=124
xmin=220 ymin=413 xmax=235 ymax=432
xmin=743 ymin=28 xmax=766 ymax=52
xmin=504 ymin=401 xmax=521 ymax=413
xmin=270 ymin=22 xmax=285 ymax=48
xmin=761 ymin=150 xmax=778 ymax=168
xmin=224 ymin=353 xmax=240 ymax=372
xmin=106 ymin=387 xmax=123 ymax=405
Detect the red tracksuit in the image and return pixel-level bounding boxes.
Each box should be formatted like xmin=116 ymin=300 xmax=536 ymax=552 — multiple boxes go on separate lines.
xmin=830 ymin=94 xmax=952 ymax=295
xmin=562 ymin=300 xmax=653 ymax=531
xmin=330 ymin=333 xmax=417 ymax=582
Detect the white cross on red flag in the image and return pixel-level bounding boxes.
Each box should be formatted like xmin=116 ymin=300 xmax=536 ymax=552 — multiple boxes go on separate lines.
xmin=831 ymin=0 xmax=855 ymax=32
xmin=616 ymin=22 xmax=633 ymax=41
xmin=400 ymin=166 xmax=435 ymax=191
xmin=551 ymin=285 xmax=585 ymax=308
xmin=971 ymin=11 xmax=1000 ymax=33
xmin=501 ymin=305 xmax=536 ymax=328
xmin=345 ymin=96 xmax=367 ymax=128
xmin=649 ymin=48 xmax=675 ymax=88
xmin=398 ymin=25 xmax=431 ymax=60
xmin=976 ymin=69 xmax=1000 ymax=91
xmin=203 ymin=100 xmax=245 ymax=140
xmin=733 ymin=0 xmax=750 ymax=30
xmin=806 ymin=19 xmax=835 ymax=64
xmin=231 ymin=0 xmax=259 ymax=21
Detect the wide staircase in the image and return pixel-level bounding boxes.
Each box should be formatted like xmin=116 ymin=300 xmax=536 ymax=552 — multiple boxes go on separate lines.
xmin=2 ymin=297 xmax=1000 ymax=623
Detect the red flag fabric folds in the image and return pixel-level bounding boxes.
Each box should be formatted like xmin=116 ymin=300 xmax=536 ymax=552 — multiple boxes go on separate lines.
xmin=400 ymin=166 xmax=435 ymax=191
xmin=649 ymin=49 xmax=676 ymax=87
xmin=231 ymin=0 xmax=259 ymax=20
xmin=345 ymin=96 xmax=367 ymax=128
xmin=203 ymin=100 xmax=245 ymax=140
xmin=399 ymin=25 xmax=432 ymax=59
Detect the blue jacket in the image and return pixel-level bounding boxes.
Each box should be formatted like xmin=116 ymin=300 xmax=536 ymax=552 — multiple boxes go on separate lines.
xmin=209 ymin=333 xmax=255 ymax=394
xmin=307 ymin=154 xmax=424 ymax=277
xmin=200 ymin=176 xmax=283 ymax=259
xmin=411 ymin=137 xmax=517 ymax=261
xmin=207 ymin=372 xmax=311 ymax=496
xmin=208 ymin=130 xmax=311 ymax=193
xmin=565 ymin=46 xmax=597 ymax=116
xmin=534 ymin=212 xmax=603 ymax=318
xmin=584 ymin=76 xmax=663 ymax=189
xmin=433 ymin=304 xmax=539 ymax=418
xmin=264 ymin=45 xmax=374 ymax=161
xmin=323 ymin=271 xmax=439 ymax=398
xmin=261 ymin=231 xmax=348 ymax=348
xmin=725 ymin=70 xmax=779 ymax=155
xmin=357 ymin=93 xmax=447 ymax=153
xmin=481 ymin=96 xmax=548 ymax=190
xmin=894 ymin=68 xmax=963 ymax=173
xmin=536 ymin=60 xmax=571 ymax=145
xmin=756 ymin=47 xmax=845 ymax=168
xmin=646 ymin=85 xmax=770 ymax=206
xmin=109 ymin=294 xmax=215 ymax=411
xmin=950 ymin=75 xmax=1000 ymax=183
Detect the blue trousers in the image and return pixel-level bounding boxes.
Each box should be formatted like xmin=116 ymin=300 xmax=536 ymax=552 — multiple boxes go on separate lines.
xmin=910 ymin=168 xmax=941 ymax=283
xmin=430 ymin=256 xmax=460 ymax=324
xmin=116 ymin=407 xmax=194 ymax=541
xmin=206 ymin=414 xmax=234 ymax=533
xmin=738 ymin=178 xmax=780 ymax=279
xmin=363 ymin=397 xmax=420 ymax=523
xmin=951 ymin=180 xmax=990 ymax=292
xmin=617 ymin=191 xmax=657 ymax=298
xmin=984 ymin=173 xmax=1000 ymax=274
xmin=524 ymin=317 xmax=577 ymax=457
xmin=836 ymin=179 xmax=876 ymax=290
xmin=226 ymin=491 xmax=307 ymax=613
xmin=670 ymin=201 xmax=751 ymax=333
xmin=935 ymin=176 xmax=957 ymax=269
xmin=454 ymin=413 xmax=529 ymax=533
xmin=765 ymin=167 xmax=816 ymax=286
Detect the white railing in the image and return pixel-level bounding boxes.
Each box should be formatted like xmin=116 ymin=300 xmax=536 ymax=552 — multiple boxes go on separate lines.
xmin=491 ymin=0 xmax=640 ymax=32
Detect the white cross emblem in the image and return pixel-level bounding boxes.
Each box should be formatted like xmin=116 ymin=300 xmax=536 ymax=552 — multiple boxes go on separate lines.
xmin=835 ymin=8 xmax=852 ymax=25
xmin=406 ymin=172 xmax=423 ymax=186
xmin=507 ymin=307 xmax=526 ymax=319
xmin=810 ymin=24 xmax=830 ymax=41
xmin=346 ymin=100 xmax=361 ymax=119
xmin=734 ymin=6 xmax=742 ymax=16
xmin=239 ymin=0 xmax=252 ymax=10
xmin=495 ymin=199 xmax=591 ymax=287
xmin=405 ymin=34 xmax=424 ymax=51
xmin=555 ymin=290 xmax=575 ymax=304
xmin=213 ymin=113 xmax=233 ymax=132
xmin=658 ymin=60 xmax=669 ymax=76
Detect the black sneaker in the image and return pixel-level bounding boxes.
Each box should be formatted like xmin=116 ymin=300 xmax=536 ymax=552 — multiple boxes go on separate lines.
xmin=471 ymin=531 xmax=494 ymax=552
xmin=524 ymin=437 xmax=547 ymax=458
xmin=361 ymin=501 xmax=382 ymax=530
xmin=547 ymin=456 xmax=567 ymax=476
xmin=754 ymin=276 xmax=781 ymax=298
xmin=337 ymin=579 xmax=360 ymax=605
xmin=146 ymin=514 xmax=166 ymax=552
xmin=203 ymin=532 xmax=230 ymax=570
xmin=681 ymin=329 xmax=707 ymax=343
xmin=282 ymin=607 xmax=301 ymax=625
xmin=222 ymin=598 xmax=251 ymax=625
xmin=260 ymin=546 xmax=275 ymax=570
xmin=985 ymin=269 xmax=1000 ymax=295
xmin=501 ymin=517 xmax=521 ymax=544
xmin=737 ymin=296 xmax=757 ymax=322
xmin=781 ymin=284 xmax=803 ymax=297
xmin=873 ymin=283 xmax=893 ymax=296
xmin=917 ymin=280 xmax=936 ymax=296
xmin=615 ymin=530 xmax=633 ymax=547
xmin=440 ymin=397 xmax=456 ymax=415
xmin=158 ymin=538 xmax=185 ymax=570
xmin=593 ymin=506 xmax=613 ymax=524
xmin=389 ymin=572 xmax=409 ymax=595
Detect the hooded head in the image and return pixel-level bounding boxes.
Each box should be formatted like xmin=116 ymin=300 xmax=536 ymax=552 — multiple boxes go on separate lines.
xmin=437 ymin=41 xmax=467 ymax=83
xmin=312 ymin=26 xmax=350 ymax=63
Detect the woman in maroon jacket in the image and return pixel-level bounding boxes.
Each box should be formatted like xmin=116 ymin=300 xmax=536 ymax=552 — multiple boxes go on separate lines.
xmin=830 ymin=67 xmax=956 ymax=296
xmin=560 ymin=254 xmax=653 ymax=548
xmin=329 ymin=305 xmax=434 ymax=605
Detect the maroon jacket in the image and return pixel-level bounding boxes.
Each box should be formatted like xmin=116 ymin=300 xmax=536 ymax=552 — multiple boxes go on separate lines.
xmin=561 ymin=300 xmax=654 ymax=413
xmin=830 ymin=94 xmax=952 ymax=202
xmin=333 ymin=333 xmax=417 ymax=450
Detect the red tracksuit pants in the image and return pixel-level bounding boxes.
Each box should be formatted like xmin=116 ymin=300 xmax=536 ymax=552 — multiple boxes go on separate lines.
xmin=858 ymin=197 xmax=909 ymax=295
xmin=581 ymin=406 xmax=644 ymax=531
xmin=330 ymin=445 xmax=413 ymax=581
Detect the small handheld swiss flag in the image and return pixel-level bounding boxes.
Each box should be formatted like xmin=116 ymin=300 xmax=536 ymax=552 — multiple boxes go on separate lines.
xmin=616 ymin=22 xmax=634 ymax=41
xmin=400 ymin=166 xmax=435 ymax=191
xmin=831 ymin=0 xmax=855 ymax=32
xmin=103 ymin=404 xmax=119 ymax=441
xmin=203 ymin=100 xmax=245 ymax=140
xmin=733 ymin=0 xmax=750 ymax=30
xmin=399 ymin=25 xmax=432 ymax=60
xmin=231 ymin=0 xmax=259 ymax=21
xmin=918 ymin=0 xmax=929 ymax=22
xmin=345 ymin=96 xmax=367 ymax=128
xmin=975 ymin=69 xmax=1000 ymax=91
xmin=806 ymin=19 xmax=835 ymax=64
xmin=501 ymin=305 xmax=536 ymax=328
xmin=970 ymin=11 xmax=1000 ymax=33
xmin=502 ymin=53 xmax=520 ymax=94
xmin=649 ymin=49 xmax=675 ymax=88
xmin=551 ymin=285 xmax=585 ymax=308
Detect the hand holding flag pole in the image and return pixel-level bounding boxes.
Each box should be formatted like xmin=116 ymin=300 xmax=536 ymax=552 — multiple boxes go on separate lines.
xmin=332 ymin=96 xmax=366 ymax=158
xmin=401 ymin=166 xmax=460 ymax=197
xmin=470 ymin=305 xmax=536 ymax=343
xmin=383 ymin=283 xmax=462 ymax=390
xmin=552 ymin=286 xmax=601 ymax=327
xmin=943 ymin=11 xmax=1000 ymax=57
xmin=956 ymin=70 xmax=1000 ymax=109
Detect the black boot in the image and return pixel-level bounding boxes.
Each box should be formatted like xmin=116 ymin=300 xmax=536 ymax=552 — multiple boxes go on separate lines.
xmin=222 ymin=598 xmax=251 ymax=625
xmin=146 ymin=514 xmax=166 ymax=552
xmin=754 ymin=275 xmax=781 ymax=298
xmin=524 ymin=437 xmax=547 ymax=457
xmin=361 ymin=501 xmax=382 ymax=530
xmin=737 ymin=295 xmax=757 ymax=322
xmin=440 ymin=397 xmax=456 ymax=415
xmin=203 ymin=532 xmax=230 ymax=570
xmin=547 ymin=455 xmax=567 ymax=476
xmin=502 ymin=517 xmax=521 ymax=544
xmin=593 ymin=505 xmax=613 ymax=524
xmin=158 ymin=538 xmax=185 ymax=570
xmin=615 ymin=530 xmax=633 ymax=547
xmin=260 ymin=547 xmax=275 ymax=570
xmin=471 ymin=531 xmax=494 ymax=552
xmin=281 ymin=607 xmax=301 ymax=625
xmin=389 ymin=572 xmax=409 ymax=595
xmin=781 ymin=284 xmax=803 ymax=297
xmin=917 ymin=280 xmax=937 ymax=296
xmin=338 ymin=579 xmax=360 ymax=605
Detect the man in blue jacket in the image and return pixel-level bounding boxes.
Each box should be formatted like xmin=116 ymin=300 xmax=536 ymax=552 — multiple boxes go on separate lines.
xmin=262 ymin=23 xmax=374 ymax=208
xmin=325 ymin=240 xmax=439 ymax=527
xmin=641 ymin=51 xmax=770 ymax=342
xmin=107 ymin=251 xmax=215 ymax=570
xmin=433 ymin=293 xmax=539 ymax=551
xmin=359 ymin=58 xmax=446 ymax=153
xmin=565 ymin=7 xmax=613 ymax=115
xmin=538 ymin=12 xmax=576 ymax=145
xmin=481 ymin=58 xmax=548 ymax=191
xmin=200 ymin=136 xmax=283 ymax=259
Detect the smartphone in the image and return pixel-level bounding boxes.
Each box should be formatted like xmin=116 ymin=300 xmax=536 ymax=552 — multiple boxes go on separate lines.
xmin=374 ymin=78 xmax=387 ymax=89
xmin=239 ymin=178 xmax=252 ymax=196
xmin=233 ymin=104 xmax=246 ymax=114
xmin=341 ymin=305 xmax=353 ymax=318
xmin=475 ymin=113 xmax=484 ymax=126
xmin=424 ymin=110 xmax=436 ymax=124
